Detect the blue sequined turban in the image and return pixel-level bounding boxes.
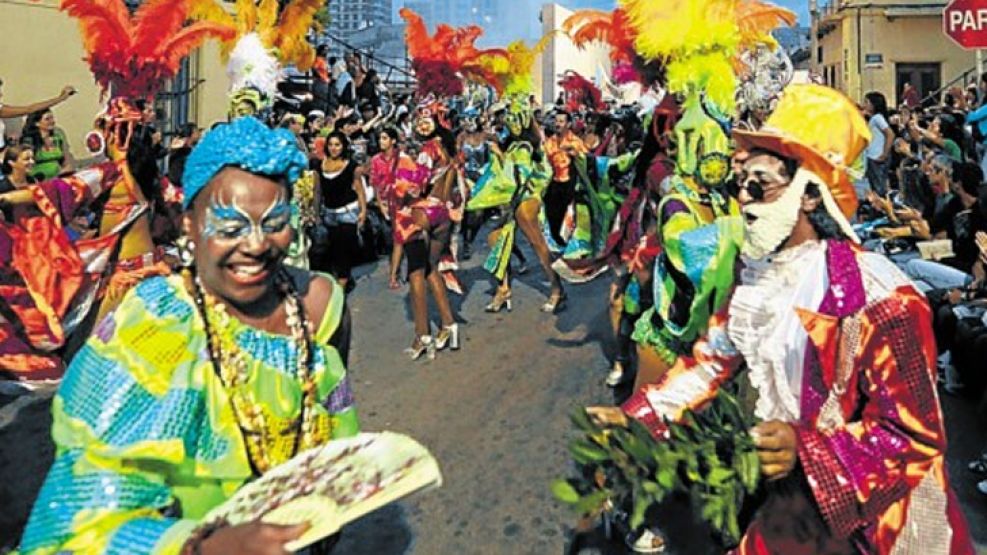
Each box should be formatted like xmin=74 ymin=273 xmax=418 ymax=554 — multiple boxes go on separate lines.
xmin=181 ymin=116 xmax=308 ymax=210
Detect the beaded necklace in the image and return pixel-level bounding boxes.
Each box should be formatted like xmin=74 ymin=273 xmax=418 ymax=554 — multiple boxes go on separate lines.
xmin=185 ymin=268 xmax=321 ymax=474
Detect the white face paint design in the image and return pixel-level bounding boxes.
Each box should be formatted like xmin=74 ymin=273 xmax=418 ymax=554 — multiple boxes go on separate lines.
xmin=740 ymin=164 xmax=807 ymax=261
xmin=201 ymin=190 xmax=291 ymax=245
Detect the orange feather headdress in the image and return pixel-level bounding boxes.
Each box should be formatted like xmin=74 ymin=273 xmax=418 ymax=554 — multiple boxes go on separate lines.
xmin=561 ymin=8 xmax=662 ymax=85
xmin=61 ymin=0 xmax=235 ymax=100
xmin=400 ymin=7 xmax=491 ymax=99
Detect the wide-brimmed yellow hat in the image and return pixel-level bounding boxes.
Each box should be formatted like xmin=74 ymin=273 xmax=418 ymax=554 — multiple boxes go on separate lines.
xmin=733 ymin=84 xmax=871 ymax=218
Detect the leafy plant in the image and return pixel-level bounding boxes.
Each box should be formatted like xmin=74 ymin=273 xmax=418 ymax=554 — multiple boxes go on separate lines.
xmin=552 ymin=384 xmax=760 ymax=547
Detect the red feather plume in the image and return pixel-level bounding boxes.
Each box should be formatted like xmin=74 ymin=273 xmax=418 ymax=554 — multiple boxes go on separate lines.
xmin=400 ymin=7 xmax=488 ymax=99
xmin=559 ymin=71 xmax=605 ymax=112
xmin=61 ymin=0 xmax=235 ymax=100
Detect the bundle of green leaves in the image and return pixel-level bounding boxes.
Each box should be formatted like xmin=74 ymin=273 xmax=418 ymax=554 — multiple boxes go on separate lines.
xmin=552 ymin=385 xmax=760 ymax=547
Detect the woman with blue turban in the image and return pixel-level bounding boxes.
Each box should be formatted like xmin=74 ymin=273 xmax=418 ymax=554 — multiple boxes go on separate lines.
xmin=20 ymin=116 xmax=360 ymax=554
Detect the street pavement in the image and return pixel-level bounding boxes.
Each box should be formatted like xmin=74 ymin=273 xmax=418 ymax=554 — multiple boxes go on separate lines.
xmin=334 ymin=238 xmax=617 ymax=554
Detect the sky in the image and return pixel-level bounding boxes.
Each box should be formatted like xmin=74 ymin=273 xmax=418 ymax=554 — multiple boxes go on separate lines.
xmin=395 ymin=0 xmax=809 ymax=44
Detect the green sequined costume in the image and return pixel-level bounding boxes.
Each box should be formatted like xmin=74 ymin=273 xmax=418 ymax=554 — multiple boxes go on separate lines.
xmin=19 ymin=273 xmax=359 ymax=554
xmin=467 ymin=142 xmax=553 ymax=280
xmin=632 ymin=176 xmax=744 ymax=364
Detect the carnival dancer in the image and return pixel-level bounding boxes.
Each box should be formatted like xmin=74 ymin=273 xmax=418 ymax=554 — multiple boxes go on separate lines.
xmin=467 ymin=94 xmax=568 ymax=313
xmin=600 ymin=95 xmax=680 ymax=387
xmin=19 ymin=116 xmax=359 ymax=555
xmin=0 ymin=0 xmax=232 ymax=381
xmin=544 ymin=110 xmax=589 ymax=247
xmin=369 ymin=126 xmax=459 ymax=360
xmin=548 ymin=137 xmax=638 ymax=284
xmin=412 ymin=98 xmax=467 ymax=295
xmin=629 ymin=92 xmax=744 ymax=389
xmin=594 ymin=84 xmax=975 ymax=555
xmin=457 ymin=105 xmax=494 ymax=260
xmin=591 ymin=0 xmax=794 ymax=393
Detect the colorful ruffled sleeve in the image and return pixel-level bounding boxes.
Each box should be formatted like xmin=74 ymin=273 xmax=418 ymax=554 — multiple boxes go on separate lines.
xmin=622 ymin=309 xmax=744 ymax=437
xmin=27 ymin=162 xmax=121 ymax=226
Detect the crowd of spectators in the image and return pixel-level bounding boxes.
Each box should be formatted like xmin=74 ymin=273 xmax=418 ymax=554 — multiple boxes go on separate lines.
xmin=854 ymin=77 xmax=987 ymax=493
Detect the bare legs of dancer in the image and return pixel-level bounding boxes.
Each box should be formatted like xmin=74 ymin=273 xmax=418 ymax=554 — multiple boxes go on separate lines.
xmin=607 ymin=266 xmax=652 ymax=387
xmin=485 ymin=198 xmax=563 ymax=312
xmin=406 ymin=210 xmax=458 ymax=359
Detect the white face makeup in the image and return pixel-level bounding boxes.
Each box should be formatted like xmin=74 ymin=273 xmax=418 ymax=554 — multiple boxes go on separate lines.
xmin=201 ymin=190 xmax=292 ymax=245
xmin=740 ymin=159 xmax=805 ymax=261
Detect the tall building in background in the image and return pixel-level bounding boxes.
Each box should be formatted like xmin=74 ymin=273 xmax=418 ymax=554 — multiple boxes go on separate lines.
xmin=327 ymin=0 xmax=392 ymax=48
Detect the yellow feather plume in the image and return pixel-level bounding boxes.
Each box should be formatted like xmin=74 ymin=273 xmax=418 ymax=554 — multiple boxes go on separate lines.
xmin=189 ymin=0 xmax=320 ymax=69
xmin=272 ymin=0 xmax=321 ymax=70
xmin=500 ymin=33 xmax=554 ymax=96
xmin=257 ymin=0 xmax=279 ymax=42
xmin=236 ymin=0 xmax=257 ymax=37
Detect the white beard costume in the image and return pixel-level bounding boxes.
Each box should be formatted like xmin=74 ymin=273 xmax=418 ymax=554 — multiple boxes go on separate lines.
xmin=740 ymin=168 xmax=806 ymax=260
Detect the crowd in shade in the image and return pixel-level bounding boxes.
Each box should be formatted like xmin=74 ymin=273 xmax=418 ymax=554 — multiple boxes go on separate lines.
xmin=2 ymin=0 xmax=987 ymax=554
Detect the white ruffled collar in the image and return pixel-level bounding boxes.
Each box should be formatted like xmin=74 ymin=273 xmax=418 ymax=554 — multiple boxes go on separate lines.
xmin=728 ymin=241 xmax=829 ymax=422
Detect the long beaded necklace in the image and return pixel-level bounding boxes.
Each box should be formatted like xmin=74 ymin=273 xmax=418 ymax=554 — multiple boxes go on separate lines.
xmin=184 ymin=268 xmax=322 ymax=474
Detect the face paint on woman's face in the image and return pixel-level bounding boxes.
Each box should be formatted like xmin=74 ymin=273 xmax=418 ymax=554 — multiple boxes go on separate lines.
xmin=202 ymin=190 xmax=291 ymax=243
xmin=187 ymin=167 xmax=295 ymax=309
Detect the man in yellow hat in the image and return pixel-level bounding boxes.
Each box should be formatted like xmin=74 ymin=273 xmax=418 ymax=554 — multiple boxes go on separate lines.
xmin=603 ymin=84 xmax=974 ymax=554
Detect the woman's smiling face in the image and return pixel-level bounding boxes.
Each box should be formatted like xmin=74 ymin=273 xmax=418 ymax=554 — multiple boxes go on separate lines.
xmin=184 ymin=167 xmax=294 ymax=308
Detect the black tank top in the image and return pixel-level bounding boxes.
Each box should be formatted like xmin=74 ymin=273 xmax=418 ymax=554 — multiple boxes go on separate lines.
xmin=319 ymin=160 xmax=359 ymax=209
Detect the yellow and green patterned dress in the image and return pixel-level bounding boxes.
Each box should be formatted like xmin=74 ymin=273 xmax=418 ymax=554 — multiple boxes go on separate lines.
xmin=19 ymin=273 xmax=359 ymax=554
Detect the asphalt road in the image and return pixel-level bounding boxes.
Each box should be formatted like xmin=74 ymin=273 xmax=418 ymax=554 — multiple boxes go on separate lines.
xmin=334 ymin=238 xmax=617 ymax=555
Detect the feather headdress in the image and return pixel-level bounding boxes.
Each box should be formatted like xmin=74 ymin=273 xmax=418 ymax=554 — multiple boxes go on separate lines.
xmin=619 ymin=0 xmax=794 ymax=113
xmin=189 ymin=0 xmax=323 ymax=71
xmin=61 ymin=0 xmax=235 ymax=100
xmin=400 ymin=7 xmax=492 ymax=99
xmin=561 ymin=8 xmax=667 ymax=86
xmin=474 ymin=34 xmax=554 ymax=97
xmin=559 ymin=71 xmax=605 ymax=112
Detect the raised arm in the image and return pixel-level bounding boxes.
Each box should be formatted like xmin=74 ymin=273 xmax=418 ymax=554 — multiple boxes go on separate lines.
xmin=0 ymin=86 xmax=76 ymax=118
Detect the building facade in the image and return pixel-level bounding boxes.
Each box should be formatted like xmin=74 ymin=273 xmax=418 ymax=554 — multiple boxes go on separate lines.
xmin=326 ymin=0 xmax=392 ymax=49
xmin=539 ymin=3 xmax=613 ymax=106
xmin=0 ymin=0 xmax=231 ymax=157
xmin=810 ymin=0 xmax=976 ymax=105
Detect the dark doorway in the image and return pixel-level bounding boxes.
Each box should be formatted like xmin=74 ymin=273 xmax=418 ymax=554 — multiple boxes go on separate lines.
xmin=896 ymin=63 xmax=941 ymax=107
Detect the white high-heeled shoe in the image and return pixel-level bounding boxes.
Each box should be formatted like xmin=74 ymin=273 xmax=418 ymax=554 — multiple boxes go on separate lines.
xmin=405 ymin=335 xmax=436 ymax=360
xmin=435 ymin=324 xmax=460 ymax=351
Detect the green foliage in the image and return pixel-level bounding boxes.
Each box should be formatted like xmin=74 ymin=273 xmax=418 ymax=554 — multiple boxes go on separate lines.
xmin=551 ymin=385 xmax=760 ymax=547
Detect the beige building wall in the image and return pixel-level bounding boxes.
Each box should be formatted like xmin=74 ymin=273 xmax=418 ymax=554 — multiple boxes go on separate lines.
xmin=812 ymin=1 xmax=975 ymax=105
xmin=539 ymin=3 xmax=612 ymax=107
xmin=0 ymin=0 xmax=232 ymax=156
